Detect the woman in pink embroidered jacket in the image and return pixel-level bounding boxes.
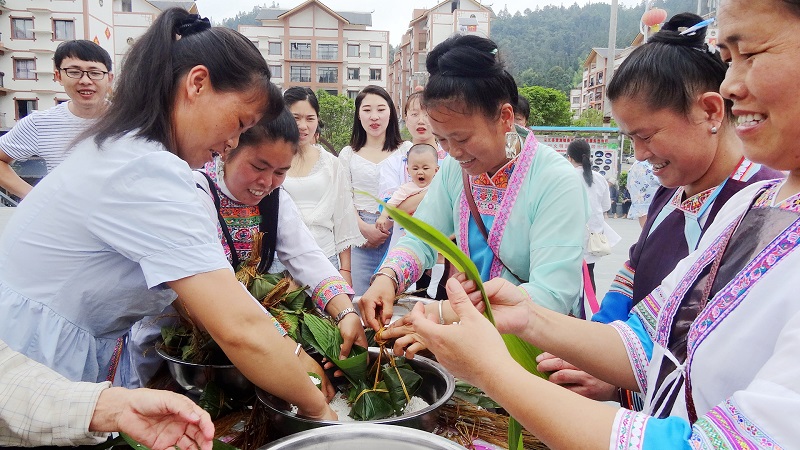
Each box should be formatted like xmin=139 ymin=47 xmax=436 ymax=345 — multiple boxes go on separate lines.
xmin=385 ymin=1 xmax=800 ymax=448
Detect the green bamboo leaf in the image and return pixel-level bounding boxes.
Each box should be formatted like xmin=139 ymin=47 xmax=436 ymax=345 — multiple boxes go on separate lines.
xmin=382 ymin=361 xmax=422 ymax=415
xmin=301 ymin=312 xmax=369 ymax=386
xmin=249 ymin=277 xmax=276 ymax=301
xmin=372 ymin=192 xmax=550 ymax=450
xmin=350 ymin=384 xmax=394 ymax=420
xmin=282 ymin=287 xmax=309 ymax=311
xmin=120 ymin=433 xmax=150 ymax=450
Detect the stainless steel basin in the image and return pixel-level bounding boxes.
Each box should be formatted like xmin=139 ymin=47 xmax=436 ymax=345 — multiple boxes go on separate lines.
xmin=156 ymin=347 xmax=254 ymax=398
xmin=261 ymin=423 xmax=467 ymax=449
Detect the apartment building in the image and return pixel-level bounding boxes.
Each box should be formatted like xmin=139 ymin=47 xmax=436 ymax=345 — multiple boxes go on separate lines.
xmin=239 ymin=0 xmax=389 ymax=100
xmin=0 ymin=0 xmax=195 ymax=131
xmin=387 ymin=0 xmax=492 ymax=115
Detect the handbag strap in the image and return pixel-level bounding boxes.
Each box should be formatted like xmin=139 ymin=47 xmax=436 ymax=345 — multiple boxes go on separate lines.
xmin=582 ymin=261 xmax=600 ymax=315
xmin=198 ymin=171 xmax=241 ymax=270
xmin=461 ymin=170 xmax=526 ymax=283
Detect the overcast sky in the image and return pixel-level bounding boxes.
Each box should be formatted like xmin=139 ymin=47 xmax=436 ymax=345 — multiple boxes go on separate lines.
xmin=195 ymin=0 xmax=642 ymax=46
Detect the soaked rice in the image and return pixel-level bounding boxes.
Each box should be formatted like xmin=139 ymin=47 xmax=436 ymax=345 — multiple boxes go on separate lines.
xmin=291 ymin=392 xmax=430 ymax=421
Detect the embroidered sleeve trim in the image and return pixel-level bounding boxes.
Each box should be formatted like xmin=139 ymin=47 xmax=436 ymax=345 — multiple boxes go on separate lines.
xmin=312 ymin=276 xmax=355 ymax=311
xmin=610 ymin=321 xmax=649 ymax=394
xmin=382 ymin=246 xmax=423 ymax=293
xmin=690 ymin=399 xmax=783 ymax=449
xmin=611 ymin=409 xmax=649 ymax=450
xmin=608 ymin=261 xmax=635 ymax=298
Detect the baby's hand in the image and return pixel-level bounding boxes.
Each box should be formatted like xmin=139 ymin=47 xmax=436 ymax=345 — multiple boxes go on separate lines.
xmin=375 ymin=216 xmax=388 ymax=233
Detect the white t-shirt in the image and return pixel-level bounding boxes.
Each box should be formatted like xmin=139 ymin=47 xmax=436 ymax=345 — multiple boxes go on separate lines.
xmin=338 ymin=141 xmax=413 ymax=214
xmin=0 ymin=102 xmax=97 ymax=172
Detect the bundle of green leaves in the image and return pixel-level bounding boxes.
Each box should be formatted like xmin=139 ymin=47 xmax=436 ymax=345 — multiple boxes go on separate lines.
xmin=301 ymin=313 xmax=422 ymax=421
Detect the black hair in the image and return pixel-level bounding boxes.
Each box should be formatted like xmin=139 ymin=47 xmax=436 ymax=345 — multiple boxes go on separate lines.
xmin=404 ymin=91 xmax=424 ymax=117
xmin=423 ymin=34 xmax=518 ymax=119
xmin=514 ymin=95 xmax=530 ymax=123
xmin=407 ymin=143 xmax=439 ymax=161
xmin=567 ymin=139 xmax=593 ymax=186
xmin=54 ymin=40 xmax=112 ymax=71
xmin=90 ymin=8 xmax=276 ymax=151
xmin=349 ymin=85 xmax=403 ymax=152
xmin=784 ymin=0 xmax=800 ymax=16
xmin=607 ymin=12 xmax=731 ymax=122
xmin=234 ymin=102 xmax=300 ymax=157
xmin=283 ymin=86 xmax=320 ymax=116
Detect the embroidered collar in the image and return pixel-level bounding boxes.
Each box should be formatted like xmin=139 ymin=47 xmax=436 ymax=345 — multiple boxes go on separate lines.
xmin=471 ymin=157 xmax=518 ymax=189
xmin=753 ymin=180 xmax=800 ymax=213
xmin=670 ymin=186 xmax=715 ymax=214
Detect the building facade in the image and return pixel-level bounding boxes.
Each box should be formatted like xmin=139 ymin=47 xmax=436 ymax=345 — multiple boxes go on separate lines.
xmin=0 ymin=0 xmax=195 ymax=131
xmin=387 ymin=0 xmax=492 ymax=115
xmin=239 ymin=0 xmax=388 ymax=100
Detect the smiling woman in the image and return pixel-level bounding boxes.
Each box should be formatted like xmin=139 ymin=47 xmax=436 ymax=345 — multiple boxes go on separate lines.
xmin=359 ymin=34 xmax=588 ymax=331
xmin=0 ymin=8 xmax=338 ymax=422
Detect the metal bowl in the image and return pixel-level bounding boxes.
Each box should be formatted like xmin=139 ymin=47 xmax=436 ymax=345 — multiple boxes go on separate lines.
xmin=155 ymin=347 xmax=254 ymax=398
xmin=256 ymin=347 xmax=455 ymax=438
xmin=261 ymin=423 xmax=467 ymax=449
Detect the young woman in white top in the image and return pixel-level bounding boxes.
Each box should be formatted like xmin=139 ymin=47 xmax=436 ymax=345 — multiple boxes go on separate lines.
xmin=566 ymin=138 xmax=620 ymax=290
xmin=339 ymin=85 xmax=412 ymax=294
xmin=281 ymin=87 xmax=365 ymax=287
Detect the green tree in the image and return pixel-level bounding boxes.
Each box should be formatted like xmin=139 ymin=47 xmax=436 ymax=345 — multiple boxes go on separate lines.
xmin=518 ymin=85 xmax=572 ymax=126
xmin=316 ymin=90 xmax=355 ymax=153
xmin=572 ymin=108 xmax=605 ymax=127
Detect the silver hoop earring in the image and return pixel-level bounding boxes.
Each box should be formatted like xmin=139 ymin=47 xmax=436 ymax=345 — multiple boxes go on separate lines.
xmin=505 ymin=131 xmax=522 ymax=158
xmin=710 ymin=126 xmax=718 ymax=135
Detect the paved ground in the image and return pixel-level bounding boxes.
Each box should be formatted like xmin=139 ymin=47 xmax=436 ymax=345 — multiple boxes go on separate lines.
xmin=593 ymin=215 xmax=643 ymax=299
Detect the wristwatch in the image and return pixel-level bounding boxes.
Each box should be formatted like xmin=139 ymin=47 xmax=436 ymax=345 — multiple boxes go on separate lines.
xmin=335 ymin=307 xmax=357 ymax=324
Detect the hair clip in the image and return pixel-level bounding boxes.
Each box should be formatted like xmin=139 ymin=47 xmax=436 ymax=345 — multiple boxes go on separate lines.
xmin=490 ymin=48 xmax=498 ymax=55
xmin=679 ymin=17 xmax=715 ymax=36
xmin=176 ymin=14 xmax=211 ymax=37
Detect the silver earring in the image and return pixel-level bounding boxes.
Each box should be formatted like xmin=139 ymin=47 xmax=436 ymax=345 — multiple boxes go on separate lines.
xmin=710 ymin=126 xmax=718 ymax=134
xmin=505 ymin=131 xmax=521 ymax=158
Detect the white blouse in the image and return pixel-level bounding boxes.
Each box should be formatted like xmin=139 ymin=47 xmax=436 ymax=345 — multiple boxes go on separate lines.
xmin=338 ymin=141 xmax=413 ymax=214
xmin=281 ymin=146 xmax=365 ymax=258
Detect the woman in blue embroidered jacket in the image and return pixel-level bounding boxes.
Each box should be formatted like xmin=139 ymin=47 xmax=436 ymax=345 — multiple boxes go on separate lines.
xmin=390 ymin=2 xmax=800 ymax=447
xmin=539 ymin=13 xmax=782 ymax=404
xmin=359 ymin=34 xmax=587 ymax=330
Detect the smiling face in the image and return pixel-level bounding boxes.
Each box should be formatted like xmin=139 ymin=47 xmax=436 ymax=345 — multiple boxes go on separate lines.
xmin=405 ymin=97 xmax=434 ymax=144
xmin=718 ymin=0 xmax=800 ymax=171
xmin=428 ymin=101 xmax=514 ymax=176
xmin=289 ymin=99 xmax=319 ymax=147
xmin=406 ymin=150 xmax=439 ymax=188
xmin=221 ymin=139 xmax=295 ymax=205
xmin=358 ymin=93 xmax=391 ymax=139
xmin=55 ymin=57 xmax=112 ymax=116
xmin=612 ymin=95 xmax=720 ymax=190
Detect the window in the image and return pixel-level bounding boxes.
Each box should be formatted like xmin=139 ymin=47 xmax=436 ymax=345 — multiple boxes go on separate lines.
xmin=121 ymin=0 xmax=132 ymax=11
xmin=15 ymin=99 xmax=37 ymax=120
xmin=347 ymin=90 xmax=359 ymax=100
xmin=347 ymin=44 xmax=359 ymax=57
xmin=369 ymin=68 xmax=382 ymax=81
xmin=290 ymin=42 xmax=311 ymax=59
xmin=418 ymin=40 xmax=426 ymax=51
xmin=53 ymin=20 xmax=75 ymax=41
xmin=268 ymin=42 xmax=281 ymax=55
xmin=347 ymin=68 xmax=360 ymax=80
xmin=318 ymin=43 xmax=337 ymax=60
xmin=268 ymin=64 xmax=282 ymax=78
xmin=13 ymin=59 xmax=36 ymax=80
xmin=290 ymin=66 xmax=311 ymax=82
xmin=318 ymin=67 xmax=338 ymax=84
xmin=369 ymin=45 xmax=382 ymax=58
xmin=12 ymin=18 xmax=34 ymax=40
xmin=324 ymin=89 xmax=337 ymax=96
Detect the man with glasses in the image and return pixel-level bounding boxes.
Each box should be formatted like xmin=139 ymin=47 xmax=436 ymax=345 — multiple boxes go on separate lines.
xmin=0 ymin=40 xmax=112 ymax=199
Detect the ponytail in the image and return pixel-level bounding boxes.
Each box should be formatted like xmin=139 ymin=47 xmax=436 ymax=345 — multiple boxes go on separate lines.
xmin=567 ymin=139 xmax=593 ymax=186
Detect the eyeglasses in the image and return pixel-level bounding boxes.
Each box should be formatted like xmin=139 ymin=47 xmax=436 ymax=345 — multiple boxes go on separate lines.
xmin=60 ymin=68 xmax=108 ymax=80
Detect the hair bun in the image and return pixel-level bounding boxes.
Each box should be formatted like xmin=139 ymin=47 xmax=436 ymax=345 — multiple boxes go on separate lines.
xmin=426 ymin=34 xmax=504 ymax=78
xmin=650 ymin=12 xmax=706 ymax=48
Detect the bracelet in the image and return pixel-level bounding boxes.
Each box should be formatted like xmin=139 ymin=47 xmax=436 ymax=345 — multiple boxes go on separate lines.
xmin=294 ymin=342 xmax=302 ymax=357
xmin=437 ymin=301 xmax=445 ymax=325
xmin=340 ymin=268 xmax=351 ymax=273
xmin=335 ymin=307 xmax=357 ymax=324
xmin=369 ymin=270 xmax=399 ymax=292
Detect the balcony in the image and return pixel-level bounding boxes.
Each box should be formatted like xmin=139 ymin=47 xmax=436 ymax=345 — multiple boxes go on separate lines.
xmin=0 ymin=72 xmax=9 ymax=96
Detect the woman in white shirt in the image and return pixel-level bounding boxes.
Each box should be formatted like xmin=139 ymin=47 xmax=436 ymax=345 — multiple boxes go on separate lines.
xmin=281 ymin=87 xmax=365 ymax=286
xmin=566 ymin=139 xmax=620 ymax=290
xmin=339 ymin=85 xmax=412 ymax=294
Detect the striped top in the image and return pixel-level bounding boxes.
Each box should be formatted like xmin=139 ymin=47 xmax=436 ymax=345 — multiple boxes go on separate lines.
xmin=0 ymin=102 xmax=96 ymax=172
